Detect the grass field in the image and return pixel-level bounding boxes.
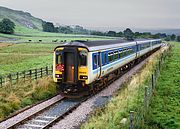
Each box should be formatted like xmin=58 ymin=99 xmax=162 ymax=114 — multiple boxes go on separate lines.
xmin=0 ymin=43 xmax=58 ymax=75
xmin=0 ymin=27 xmax=114 ymax=43
xmin=144 ymin=42 xmax=180 ymax=128
xmin=81 ymin=45 xmax=169 ymax=129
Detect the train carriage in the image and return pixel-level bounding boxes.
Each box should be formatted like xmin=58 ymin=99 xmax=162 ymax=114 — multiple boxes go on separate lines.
xmin=53 ymin=39 xmax=162 ymax=97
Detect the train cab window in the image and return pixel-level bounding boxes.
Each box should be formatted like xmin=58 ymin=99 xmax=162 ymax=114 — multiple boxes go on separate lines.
xmin=79 ymin=51 xmax=87 ymax=66
xmin=56 ymin=50 xmax=62 ymax=64
xmin=114 ymin=51 xmax=119 ymax=60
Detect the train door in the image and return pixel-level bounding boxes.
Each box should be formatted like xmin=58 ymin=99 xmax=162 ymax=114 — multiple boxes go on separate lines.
xmin=98 ymin=52 xmax=102 ymax=78
xmin=64 ymin=52 xmax=74 ymax=82
xmin=62 ymin=48 xmax=78 ymax=83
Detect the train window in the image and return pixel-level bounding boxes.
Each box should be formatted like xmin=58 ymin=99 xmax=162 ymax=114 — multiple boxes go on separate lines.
xmin=79 ymin=51 xmax=87 ymax=66
xmin=94 ymin=54 xmax=97 ymax=66
xmin=114 ymin=51 xmax=119 ymax=60
xmin=108 ymin=52 xmax=113 ymax=62
xmin=124 ymin=49 xmax=128 ymax=56
xmin=119 ymin=50 xmax=123 ymax=58
xmin=56 ymin=50 xmax=62 ymax=64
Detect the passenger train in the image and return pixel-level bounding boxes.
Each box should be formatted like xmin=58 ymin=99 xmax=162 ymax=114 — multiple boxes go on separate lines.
xmin=53 ymin=39 xmax=162 ymax=97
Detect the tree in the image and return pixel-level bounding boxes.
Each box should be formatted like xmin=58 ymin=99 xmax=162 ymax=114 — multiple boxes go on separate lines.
xmin=177 ymin=36 xmax=180 ymax=42
xmin=116 ymin=31 xmax=123 ymax=37
xmin=106 ymin=31 xmax=117 ymax=37
xmin=165 ymin=36 xmax=171 ymax=41
xmin=0 ymin=18 xmax=15 ymax=34
xmin=90 ymin=31 xmax=105 ymax=36
xmin=57 ymin=26 xmax=73 ymax=34
xmin=170 ymin=34 xmax=176 ymax=41
xmin=42 ymin=21 xmax=55 ymax=32
xmin=123 ymin=28 xmax=134 ymax=40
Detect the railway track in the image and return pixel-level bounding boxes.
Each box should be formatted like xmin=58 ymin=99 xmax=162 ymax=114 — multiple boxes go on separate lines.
xmin=16 ymin=98 xmax=83 ymax=129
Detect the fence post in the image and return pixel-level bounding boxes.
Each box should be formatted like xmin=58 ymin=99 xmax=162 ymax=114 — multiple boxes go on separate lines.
xmin=130 ymin=111 xmax=134 ymax=129
xmin=152 ymin=74 xmax=154 ymax=90
xmin=29 ymin=70 xmax=32 ymax=79
xmin=46 ymin=66 xmax=48 ymax=75
xmin=144 ymin=86 xmax=148 ymax=111
xmin=9 ymin=74 xmax=12 ymax=85
xmin=23 ymin=71 xmax=26 ymax=82
xmin=17 ymin=72 xmax=19 ymax=83
xmin=158 ymin=60 xmax=161 ymax=72
xmin=41 ymin=68 xmax=43 ymax=78
xmin=35 ymin=69 xmax=37 ymax=80
xmin=0 ymin=76 xmax=2 ymax=86
xmin=51 ymin=65 xmax=53 ymax=74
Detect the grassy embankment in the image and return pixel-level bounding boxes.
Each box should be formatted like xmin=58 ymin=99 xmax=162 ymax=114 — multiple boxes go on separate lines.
xmin=82 ymin=45 xmax=169 ymax=129
xmin=144 ymin=42 xmax=180 ymax=128
xmin=0 ymin=76 xmax=56 ymax=120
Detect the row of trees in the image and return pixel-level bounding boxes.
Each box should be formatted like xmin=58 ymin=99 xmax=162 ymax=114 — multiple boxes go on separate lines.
xmin=91 ymin=28 xmax=180 ymax=41
xmin=0 ymin=18 xmax=15 ymax=34
xmin=42 ymin=21 xmax=180 ymax=41
xmin=1 ymin=18 xmax=179 ymax=42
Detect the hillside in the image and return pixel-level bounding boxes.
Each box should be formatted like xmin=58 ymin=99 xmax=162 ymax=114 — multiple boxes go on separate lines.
xmin=0 ymin=6 xmax=43 ymax=33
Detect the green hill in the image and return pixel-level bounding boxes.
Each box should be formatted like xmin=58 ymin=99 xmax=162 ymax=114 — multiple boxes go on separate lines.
xmin=0 ymin=6 xmax=43 ymax=34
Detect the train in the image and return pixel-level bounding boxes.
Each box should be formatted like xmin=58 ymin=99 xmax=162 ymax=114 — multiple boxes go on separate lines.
xmin=53 ymin=39 xmax=162 ymax=97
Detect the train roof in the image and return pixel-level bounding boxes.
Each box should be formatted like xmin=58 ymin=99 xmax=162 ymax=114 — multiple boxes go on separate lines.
xmin=55 ymin=38 xmax=161 ymax=52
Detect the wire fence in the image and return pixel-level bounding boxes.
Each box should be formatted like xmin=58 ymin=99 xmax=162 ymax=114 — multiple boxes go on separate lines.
xmin=0 ymin=66 xmax=53 ymax=86
xmin=129 ymin=44 xmax=172 ymax=129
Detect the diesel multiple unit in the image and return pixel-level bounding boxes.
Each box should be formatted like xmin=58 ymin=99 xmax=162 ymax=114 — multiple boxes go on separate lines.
xmin=53 ymin=39 xmax=162 ymax=97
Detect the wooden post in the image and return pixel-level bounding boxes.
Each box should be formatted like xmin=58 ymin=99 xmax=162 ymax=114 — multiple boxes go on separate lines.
xmin=9 ymin=74 xmax=12 ymax=85
xmin=41 ymin=68 xmax=43 ymax=78
xmin=23 ymin=71 xmax=25 ymax=82
xmin=29 ymin=70 xmax=32 ymax=79
xmin=51 ymin=65 xmax=53 ymax=74
xmin=130 ymin=111 xmax=134 ymax=129
xmin=0 ymin=76 xmax=2 ymax=86
xmin=46 ymin=66 xmax=48 ymax=75
xmin=159 ymin=60 xmax=161 ymax=71
xmin=17 ymin=72 xmax=19 ymax=83
xmin=144 ymin=86 xmax=148 ymax=110
xmin=35 ymin=69 xmax=37 ymax=80
xmin=152 ymin=74 xmax=154 ymax=90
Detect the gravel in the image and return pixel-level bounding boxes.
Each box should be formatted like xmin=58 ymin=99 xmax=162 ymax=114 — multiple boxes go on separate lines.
xmin=51 ymin=56 xmax=151 ymax=129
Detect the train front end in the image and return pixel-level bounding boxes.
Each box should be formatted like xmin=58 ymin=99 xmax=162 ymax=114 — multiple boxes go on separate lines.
xmin=53 ymin=45 xmax=89 ymax=97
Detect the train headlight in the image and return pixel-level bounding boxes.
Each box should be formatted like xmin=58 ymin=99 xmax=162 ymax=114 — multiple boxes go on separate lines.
xmin=55 ymin=74 xmax=62 ymax=78
xmin=80 ymin=75 xmax=88 ymax=80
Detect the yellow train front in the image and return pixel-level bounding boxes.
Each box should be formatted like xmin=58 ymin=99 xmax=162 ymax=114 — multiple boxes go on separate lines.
xmin=53 ymin=41 xmax=89 ymax=97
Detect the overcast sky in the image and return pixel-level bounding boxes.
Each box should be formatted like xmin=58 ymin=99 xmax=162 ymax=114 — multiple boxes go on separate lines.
xmin=0 ymin=0 xmax=180 ymax=30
